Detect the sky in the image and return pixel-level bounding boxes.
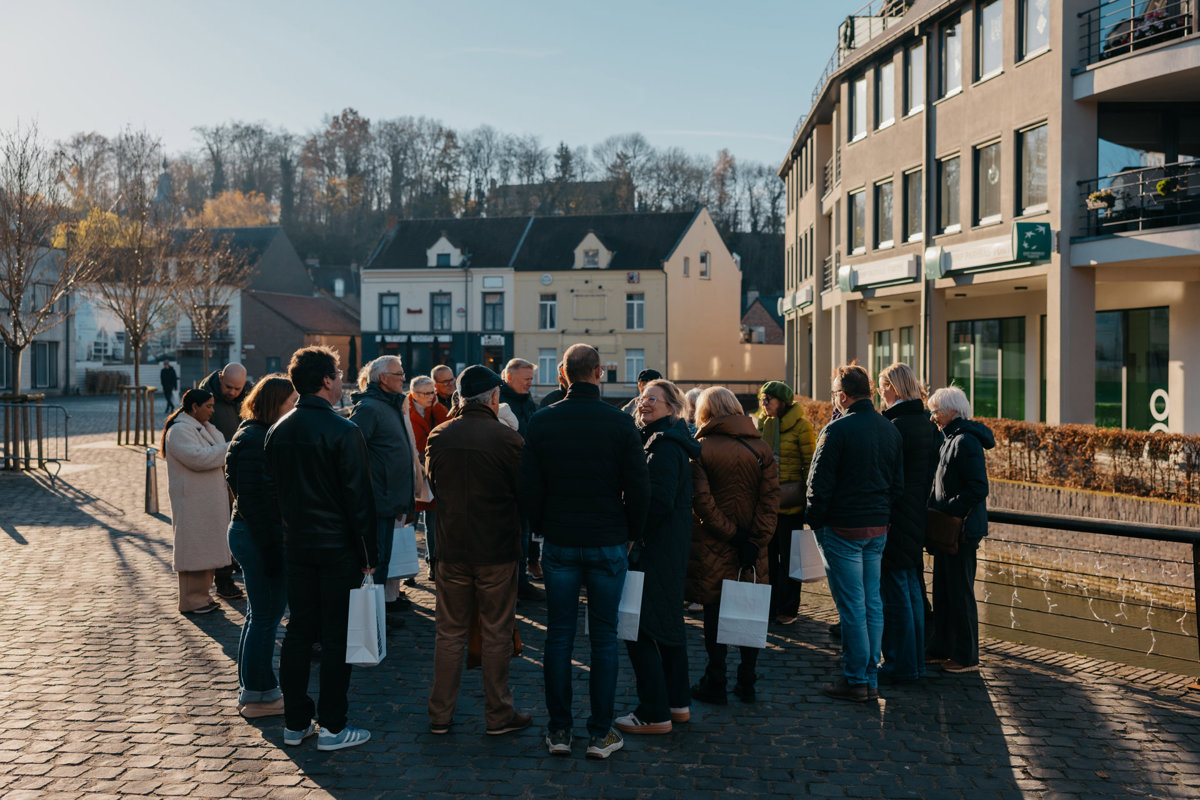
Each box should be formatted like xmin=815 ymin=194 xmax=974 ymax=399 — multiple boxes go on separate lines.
xmin=1 ymin=0 xmax=860 ymax=170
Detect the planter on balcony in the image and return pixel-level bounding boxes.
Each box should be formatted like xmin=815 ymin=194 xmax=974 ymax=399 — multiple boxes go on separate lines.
xmin=1086 ymin=190 xmax=1116 ymax=210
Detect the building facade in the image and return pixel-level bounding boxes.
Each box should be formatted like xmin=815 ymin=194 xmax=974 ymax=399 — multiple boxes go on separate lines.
xmin=780 ymin=0 xmax=1199 ymax=432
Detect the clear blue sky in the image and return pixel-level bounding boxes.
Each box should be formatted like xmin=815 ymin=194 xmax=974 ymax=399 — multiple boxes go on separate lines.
xmin=2 ymin=0 xmax=859 ymax=169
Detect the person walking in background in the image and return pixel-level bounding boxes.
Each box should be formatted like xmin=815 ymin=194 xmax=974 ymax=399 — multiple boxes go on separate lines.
xmin=425 ymin=366 xmax=530 ymax=737
xmin=687 ymin=387 xmax=779 ymax=706
xmin=163 ymin=388 xmax=232 ymax=615
xmin=266 ymin=345 xmax=377 ymax=752
xmin=160 ymin=361 xmax=178 ymax=414
xmin=755 ymin=380 xmax=816 ymax=625
xmin=349 ymin=356 xmax=416 ymax=617
xmin=432 ymin=364 xmax=456 ymax=412
xmin=225 ymin=374 xmax=298 ymax=719
xmin=499 ymin=358 xmax=545 ymax=598
xmin=615 ymin=379 xmax=700 ymax=735
xmin=927 ymin=386 xmax=994 ymax=675
xmin=807 ymin=365 xmax=903 ymax=703
xmin=200 ymin=361 xmax=253 ymax=600
xmin=876 ymin=363 xmax=941 ymax=684
xmin=406 ymin=375 xmax=448 ymax=578
xmin=520 ymin=343 xmax=650 ymax=760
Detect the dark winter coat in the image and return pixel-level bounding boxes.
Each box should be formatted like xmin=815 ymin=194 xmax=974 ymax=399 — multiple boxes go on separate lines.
xmin=425 ymin=403 xmax=525 ymax=566
xmin=200 ymin=370 xmax=252 ymax=442
xmin=519 ymin=381 xmax=650 ymax=548
xmin=539 ymin=387 xmax=566 ymax=409
xmin=805 ymin=398 xmax=904 ymax=531
xmin=881 ymin=399 xmax=941 ymax=572
xmin=499 ymin=382 xmax=538 ymax=436
xmin=348 ymin=383 xmax=416 ymax=517
xmin=930 ymin=417 xmax=994 ymax=540
xmin=686 ymin=414 xmax=779 ymax=605
xmin=632 ymin=416 xmax=701 ymax=646
xmin=225 ymin=419 xmax=283 ymax=564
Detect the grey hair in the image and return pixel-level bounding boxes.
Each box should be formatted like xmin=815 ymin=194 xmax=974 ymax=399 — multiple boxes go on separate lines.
xmin=464 ymin=385 xmax=501 ymax=405
xmin=357 ymin=355 xmax=403 ymax=391
xmin=411 ymin=375 xmax=434 ymax=392
xmin=928 ymin=385 xmax=973 ymax=420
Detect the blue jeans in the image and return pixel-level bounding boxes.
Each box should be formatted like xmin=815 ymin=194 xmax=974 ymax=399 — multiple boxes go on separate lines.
xmin=227 ymin=520 xmax=288 ymax=703
xmin=817 ymin=528 xmax=885 ymax=688
xmin=375 ymin=516 xmax=396 ymax=586
xmin=542 ymin=542 xmax=627 ymax=738
xmin=880 ymin=568 xmax=925 ymax=681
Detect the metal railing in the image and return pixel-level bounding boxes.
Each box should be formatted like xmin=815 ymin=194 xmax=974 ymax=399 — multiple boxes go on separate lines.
xmin=1 ymin=395 xmax=70 ymax=482
xmin=1076 ymin=160 xmax=1200 ymax=238
xmin=1079 ymin=0 xmax=1194 ymax=67
xmin=821 ymin=254 xmax=836 ymax=293
xmin=809 ymin=0 xmax=912 ymax=107
xmin=181 ymin=326 xmax=232 ymax=343
xmin=823 ymin=156 xmax=835 ymax=198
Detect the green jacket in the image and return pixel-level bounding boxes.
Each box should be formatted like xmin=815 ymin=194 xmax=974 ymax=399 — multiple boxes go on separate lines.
xmin=756 ymin=403 xmax=816 ymax=514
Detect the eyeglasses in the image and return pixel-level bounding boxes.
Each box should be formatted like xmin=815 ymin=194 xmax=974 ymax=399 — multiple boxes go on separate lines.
xmin=638 ymin=396 xmax=660 ymax=406
xmin=435 ymin=377 xmax=454 ymax=385
xmin=329 ymin=370 xmax=343 ymax=380
xmin=416 ymin=390 xmax=436 ymax=396
xmin=387 ymin=371 xmax=406 ymax=379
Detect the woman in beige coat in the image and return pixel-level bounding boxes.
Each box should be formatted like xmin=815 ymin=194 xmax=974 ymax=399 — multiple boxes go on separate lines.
xmin=165 ymin=388 xmax=233 ymax=614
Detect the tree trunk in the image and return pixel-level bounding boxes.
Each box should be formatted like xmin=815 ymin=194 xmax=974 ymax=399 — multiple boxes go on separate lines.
xmin=7 ymin=344 xmax=23 ymax=397
xmin=132 ymin=345 xmax=143 ymax=445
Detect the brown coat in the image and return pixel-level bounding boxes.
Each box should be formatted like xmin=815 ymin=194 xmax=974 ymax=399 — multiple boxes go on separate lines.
xmin=165 ymin=414 xmax=232 ymax=572
xmin=686 ymin=414 xmax=780 ymax=605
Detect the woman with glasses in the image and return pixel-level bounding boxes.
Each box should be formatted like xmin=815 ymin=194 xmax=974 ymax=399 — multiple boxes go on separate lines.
xmin=755 ymin=381 xmax=816 ymax=625
xmin=407 ymin=375 xmax=449 ymax=577
xmin=613 ymin=379 xmax=701 ymax=735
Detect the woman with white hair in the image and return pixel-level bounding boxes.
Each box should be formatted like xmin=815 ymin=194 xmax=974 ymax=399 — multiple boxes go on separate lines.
xmin=926 ymin=385 xmax=994 ymax=674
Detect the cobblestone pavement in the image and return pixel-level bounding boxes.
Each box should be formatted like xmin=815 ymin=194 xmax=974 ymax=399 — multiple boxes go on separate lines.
xmin=2 ymin=396 xmax=1200 ymax=799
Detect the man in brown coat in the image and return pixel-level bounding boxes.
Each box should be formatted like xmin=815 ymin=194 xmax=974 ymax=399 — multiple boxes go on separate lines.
xmin=424 ymin=365 xmax=531 ymax=736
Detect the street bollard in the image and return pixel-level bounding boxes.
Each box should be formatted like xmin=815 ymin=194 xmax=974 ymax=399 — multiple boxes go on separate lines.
xmin=145 ymin=446 xmax=159 ymax=514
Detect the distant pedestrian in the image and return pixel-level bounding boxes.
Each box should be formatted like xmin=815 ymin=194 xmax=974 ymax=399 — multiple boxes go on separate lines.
xmin=425 ymin=365 xmax=531 ymax=737
xmin=432 ymin=364 xmax=456 ymax=412
xmin=620 ymin=368 xmax=663 ymax=415
xmin=807 ymin=365 xmax=903 ymax=703
xmin=755 ymin=380 xmax=816 ymax=625
xmin=160 ymin=361 xmax=178 ymax=414
xmin=265 ymin=346 xmax=377 ymax=752
xmin=615 ymin=379 xmax=700 ymax=735
xmin=927 ymin=386 xmax=993 ymax=675
xmin=200 ymin=361 xmax=254 ymax=600
xmin=687 ymin=387 xmax=778 ymax=706
xmin=520 ymin=343 xmax=650 ymax=760
xmin=163 ymin=389 xmax=231 ymax=615
xmin=876 ymin=363 xmax=940 ymax=684
xmin=225 ymin=375 xmax=298 ymax=719
xmin=406 ymin=375 xmax=448 ymax=578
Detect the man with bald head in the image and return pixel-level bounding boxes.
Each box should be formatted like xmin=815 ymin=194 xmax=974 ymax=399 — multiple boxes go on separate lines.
xmin=201 ymin=361 xmax=255 ymax=600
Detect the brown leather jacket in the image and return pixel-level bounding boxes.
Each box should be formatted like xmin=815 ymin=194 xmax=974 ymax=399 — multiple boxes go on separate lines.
xmin=685 ymin=413 xmax=780 ymax=605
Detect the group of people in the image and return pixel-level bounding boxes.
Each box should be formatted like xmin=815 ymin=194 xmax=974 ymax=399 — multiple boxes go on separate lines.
xmin=160 ymin=342 xmax=992 ymax=758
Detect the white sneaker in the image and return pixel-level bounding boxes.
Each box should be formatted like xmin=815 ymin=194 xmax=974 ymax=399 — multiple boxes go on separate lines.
xmin=283 ymin=722 xmax=316 ymax=747
xmin=317 ymin=724 xmax=371 ymax=751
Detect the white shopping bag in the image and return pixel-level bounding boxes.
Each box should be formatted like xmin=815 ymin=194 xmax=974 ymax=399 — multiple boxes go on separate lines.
xmin=345 ymin=573 xmax=386 ymax=666
xmin=387 ymin=523 xmax=420 ymax=579
xmin=716 ymin=568 xmax=771 ymax=649
xmin=617 ymin=570 xmax=645 ymax=641
xmin=788 ymin=529 xmax=829 ymax=583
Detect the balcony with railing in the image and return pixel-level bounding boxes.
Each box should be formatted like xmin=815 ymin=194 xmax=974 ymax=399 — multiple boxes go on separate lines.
xmin=821 ymin=253 xmax=837 ymax=293
xmin=1079 ymin=0 xmax=1195 ymax=67
xmin=806 ymin=1 xmax=913 ymax=114
xmin=181 ymin=326 xmax=233 ymax=344
xmin=1076 ymin=160 xmax=1200 ymax=238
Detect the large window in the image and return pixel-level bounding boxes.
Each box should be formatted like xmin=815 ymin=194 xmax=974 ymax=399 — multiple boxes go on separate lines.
xmin=974 ymin=141 xmax=1002 ymax=225
xmin=626 ymin=293 xmax=645 ymax=330
xmin=940 ymin=17 xmax=963 ymax=97
xmin=948 ymin=316 xmax=1025 ymax=419
xmin=899 ymin=326 xmax=915 ymax=367
xmin=850 ymin=75 xmax=868 ymax=141
xmin=873 ymin=330 xmax=893 ymax=384
xmin=938 ymin=155 xmax=960 ymax=233
xmin=482 ymin=292 xmax=504 ymax=332
xmin=1019 ymin=124 xmax=1048 ymax=213
xmin=1096 ymin=307 xmax=1169 ymax=430
xmin=977 ymin=0 xmax=1004 ymax=79
xmin=32 ymin=341 xmax=58 ymax=389
xmin=0 ymin=343 xmax=10 ymax=390
xmin=849 ymin=189 xmax=866 ymax=253
xmin=431 ymin=292 xmax=451 ymax=332
xmin=537 ymin=348 xmax=557 ymax=385
xmin=875 ymin=180 xmax=894 ymax=248
xmin=876 ymin=60 xmax=895 ymax=129
xmin=625 ymin=349 xmax=646 ymax=383
xmin=1021 ymin=0 xmax=1051 ymax=59
xmin=906 ymin=42 xmax=925 ymax=114
xmin=904 ymin=168 xmax=924 ymax=241
xmin=379 ymin=293 xmax=399 ymax=331
xmin=538 ymin=293 xmax=557 ymax=330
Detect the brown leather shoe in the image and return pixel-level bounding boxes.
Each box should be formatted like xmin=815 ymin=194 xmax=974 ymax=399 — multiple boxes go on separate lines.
xmin=486 ymin=712 xmax=532 ymax=736
xmin=239 ymin=697 xmax=285 ymax=719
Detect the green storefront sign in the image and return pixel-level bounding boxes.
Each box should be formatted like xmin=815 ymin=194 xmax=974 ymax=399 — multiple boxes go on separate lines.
xmin=1012 ymin=221 xmax=1052 ymax=261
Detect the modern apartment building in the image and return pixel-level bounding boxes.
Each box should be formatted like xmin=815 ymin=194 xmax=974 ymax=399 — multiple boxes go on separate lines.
xmin=780 ymin=0 xmax=1198 ymax=432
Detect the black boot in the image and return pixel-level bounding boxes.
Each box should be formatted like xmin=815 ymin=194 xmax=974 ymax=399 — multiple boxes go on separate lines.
xmin=690 ymin=672 xmax=727 ymax=705
xmin=733 ymin=665 xmax=757 ymax=703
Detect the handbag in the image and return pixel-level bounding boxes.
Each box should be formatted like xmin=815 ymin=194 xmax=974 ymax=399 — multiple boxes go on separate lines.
xmin=716 ymin=567 xmax=771 ymax=649
xmin=925 ymin=508 xmax=965 ymax=555
xmin=779 ymin=481 xmax=805 ymax=508
xmin=788 ymin=528 xmax=828 ymax=582
xmin=345 ymin=573 xmax=386 ymax=666
xmin=616 ymin=569 xmax=645 ymax=642
xmin=387 ymin=523 xmax=421 ymax=579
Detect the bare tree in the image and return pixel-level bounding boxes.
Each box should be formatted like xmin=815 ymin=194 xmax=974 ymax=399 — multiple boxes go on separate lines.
xmin=0 ymin=123 xmax=100 ymax=395
xmin=173 ymin=229 xmax=256 ymax=376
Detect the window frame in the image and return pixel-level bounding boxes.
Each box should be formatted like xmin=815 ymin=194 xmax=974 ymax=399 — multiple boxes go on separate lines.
xmin=849 ymin=188 xmax=867 ymax=254
xmin=379 ymin=292 xmax=400 ymax=332
xmin=430 ymin=292 xmax=452 ymax=332
xmin=538 ymin=293 xmax=558 ymax=331
xmin=625 ymin=348 xmax=646 ymax=383
xmin=481 ymin=292 xmax=504 ymax=332
xmin=903 ymin=167 xmax=924 ymax=242
xmin=905 ymin=42 xmax=926 ymax=115
xmin=875 ymin=179 xmax=895 ymax=249
xmin=937 ymin=154 xmax=962 ymax=234
xmin=976 ymin=0 xmax=1004 ymax=81
xmin=537 ymin=348 xmax=557 ymax=385
xmin=850 ymin=74 xmax=868 ymax=142
xmin=973 ymin=139 xmax=1003 ymax=227
xmin=625 ymin=292 xmax=646 ymax=331
xmin=939 ymin=17 xmax=963 ymax=98
xmin=876 ymin=58 xmax=896 ymax=130
xmin=1017 ymin=123 xmax=1049 ymax=215
xmin=1019 ymin=0 xmax=1051 ymax=62
xmin=699 ymin=251 xmax=711 ymax=279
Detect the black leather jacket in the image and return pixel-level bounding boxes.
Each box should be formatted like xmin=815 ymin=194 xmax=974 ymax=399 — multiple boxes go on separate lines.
xmin=265 ymin=394 xmax=378 ymax=566
xmin=225 ymin=419 xmax=282 ymax=554
xmin=806 ymin=397 xmax=904 ymax=530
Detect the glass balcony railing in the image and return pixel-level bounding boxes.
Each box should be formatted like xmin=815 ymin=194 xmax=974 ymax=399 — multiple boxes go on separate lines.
xmin=1076 ymin=160 xmax=1200 ymax=238
xmin=1079 ymin=0 xmax=1194 ymax=67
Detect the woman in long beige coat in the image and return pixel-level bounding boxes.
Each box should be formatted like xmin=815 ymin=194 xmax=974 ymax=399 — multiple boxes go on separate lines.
xmin=164 ymin=388 xmax=232 ymax=614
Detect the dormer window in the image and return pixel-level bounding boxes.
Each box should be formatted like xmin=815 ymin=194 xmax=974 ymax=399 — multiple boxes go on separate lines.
xmin=573 ymin=233 xmax=611 ymax=270
xmin=427 ymin=235 xmax=463 ymax=267
xmin=583 ymin=249 xmax=600 ymax=268
xmin=436 ymin=253 xmax=451 ymax=267
xmin=333 ymin=278 xmax=345 ymax=298
xmin=699 ymin=251 xmax=711 ymax=279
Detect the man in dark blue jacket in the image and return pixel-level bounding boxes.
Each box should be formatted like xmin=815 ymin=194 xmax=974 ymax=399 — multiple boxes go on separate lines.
xmin=520 ymin=343 xmax=650 ymax=760
xmin=806 ymin=364 xmax=903 ymax=703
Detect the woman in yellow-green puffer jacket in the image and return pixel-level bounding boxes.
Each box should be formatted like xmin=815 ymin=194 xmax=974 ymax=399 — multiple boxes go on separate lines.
xmin=756 ymin=381 xmax=816 ymax=624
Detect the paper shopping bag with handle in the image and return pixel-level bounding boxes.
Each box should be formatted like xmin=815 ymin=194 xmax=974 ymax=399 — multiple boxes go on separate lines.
xmin=716 ymin=568 xmax=771 ymax=649
xmin=345 ymin=573 xmax=386 ymax=666
xmin=617 ymin=569 xmax=645 ymax=642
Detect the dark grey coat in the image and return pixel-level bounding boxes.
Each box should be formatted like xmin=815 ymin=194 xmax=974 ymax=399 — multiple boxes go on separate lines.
xmin=348 ymin=383 xmax=415 ymax=517
xmin=930 ymin=417 xmax=994 ymax=539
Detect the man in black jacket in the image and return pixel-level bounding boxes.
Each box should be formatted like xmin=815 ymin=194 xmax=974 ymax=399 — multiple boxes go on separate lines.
xmin=265 ymin=345 xmax=377 ymax=752
xmin=520 ymin=343 xmax=650 ymax=760
xmin=806 ymin=364 xmax=903 ymax=703
xmin=499 ymin=357 xmax=544 ymax=599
